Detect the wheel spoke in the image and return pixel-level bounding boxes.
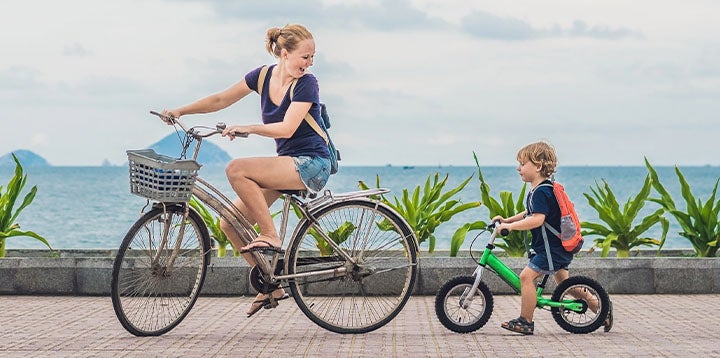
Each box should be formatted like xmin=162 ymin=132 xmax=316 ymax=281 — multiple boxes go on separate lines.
xmin=111 ymin=206 xmax=209 ymax=336
xmin=434 ymin=276 xmax=493 ymax=333
xmin=551 ymin=276 xmax=610 ymax=334
xmin=287 ymin=200 xmax=417 ymax=333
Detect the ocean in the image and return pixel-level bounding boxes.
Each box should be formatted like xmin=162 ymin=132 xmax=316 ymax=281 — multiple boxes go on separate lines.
xmin=2 ymin=165 xmax=719 ymax=251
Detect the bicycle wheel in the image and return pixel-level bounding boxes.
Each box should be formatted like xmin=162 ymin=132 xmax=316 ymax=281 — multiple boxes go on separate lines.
xmin=435 ymin=276 xmax=494 ymax=333
xmin=287 ymin=199 xmax=418 ymax=334
xmin=111 ymin=204 xmax=211 ymax=336
xmin=551 ymin=275 xmax=610 ymax=334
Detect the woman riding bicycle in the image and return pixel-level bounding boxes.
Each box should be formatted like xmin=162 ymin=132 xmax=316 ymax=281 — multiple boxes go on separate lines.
xmin=161 ymin=24 xmax=331 ymax=317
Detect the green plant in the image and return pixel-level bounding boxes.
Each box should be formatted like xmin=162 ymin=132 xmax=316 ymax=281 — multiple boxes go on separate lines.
xmin=645 ymin=158 xmax=719 ymax=257
xmin=359 ymin=172 xmax=481 ymax=254
xmin=473 ymin=152 xmax=529 ymax=257
xmin=0 ymin=153 xmax=52 ymax=257
xmin=288 ymin=201 xmax=356 ymax=256
xmin=309 ymin=222 xmax=356 ymax=256
xmin=189 ymin=197 xmax=238 ymax=257
xmin=581 ymin=175 xmax=668 ymax=257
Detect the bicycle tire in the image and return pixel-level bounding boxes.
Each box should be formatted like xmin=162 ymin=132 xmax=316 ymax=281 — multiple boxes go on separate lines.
xmin=435 ymin=276 xmax=494 ymax=333
xmin=551 ymin=275 xmax=610 ymax=334
xmin=286 ymin=199 xmax=418 ymax=334
xmin=111 ymin=204 xmax=211 ymax=336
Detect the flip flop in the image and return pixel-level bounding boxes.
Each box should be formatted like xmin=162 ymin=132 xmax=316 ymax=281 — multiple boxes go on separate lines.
xmin=239 ymin=239 xmax=284 ymax=255
xmin=246 ymin=293 xmax=290 ymax=318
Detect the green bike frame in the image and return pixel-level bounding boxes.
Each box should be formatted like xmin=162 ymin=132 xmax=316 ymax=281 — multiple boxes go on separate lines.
xmin=469 ymin=231 xmax=585 ymax=312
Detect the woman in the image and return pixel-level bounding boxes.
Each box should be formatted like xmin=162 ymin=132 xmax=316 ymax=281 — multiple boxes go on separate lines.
xmin=162 ymin=24 xmax=331 ymax=317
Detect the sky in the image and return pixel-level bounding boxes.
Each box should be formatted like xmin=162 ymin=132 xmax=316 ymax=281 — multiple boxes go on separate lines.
xmin=1 ymin=0 xmax=718 ymax=167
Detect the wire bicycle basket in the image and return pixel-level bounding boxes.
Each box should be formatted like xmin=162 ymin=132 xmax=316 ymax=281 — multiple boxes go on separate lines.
xmin=127 ymin=149 xmax=201 ymax=203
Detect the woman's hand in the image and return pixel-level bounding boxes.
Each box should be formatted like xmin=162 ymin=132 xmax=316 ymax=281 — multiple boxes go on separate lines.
xmin=160 ymin=109 xmax=180 ymax=125
xmin=222 ymin=125 xmax=251 ymax=140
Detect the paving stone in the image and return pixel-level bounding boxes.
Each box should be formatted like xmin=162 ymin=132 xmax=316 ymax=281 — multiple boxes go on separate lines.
xmin=1 ymin=294 xmax=719 ymax=357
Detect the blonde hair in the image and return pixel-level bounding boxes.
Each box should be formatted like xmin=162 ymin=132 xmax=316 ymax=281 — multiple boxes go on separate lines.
xmin=265 ymin=24 xmax=314 ymax=58
xmin=517 ymin=141 xmax=558 ymax=178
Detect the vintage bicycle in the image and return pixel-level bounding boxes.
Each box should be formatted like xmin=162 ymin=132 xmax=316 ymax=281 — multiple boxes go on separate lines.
xmin=435 ymin=223 xmax=611 ymax=334
xmin=111 ymin=111 xmax=419 ymax=336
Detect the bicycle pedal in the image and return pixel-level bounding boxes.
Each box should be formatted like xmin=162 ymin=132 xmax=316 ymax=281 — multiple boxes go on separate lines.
xmin=259 ymin=249 xmax=284 ymax=256
xmin=240 ymin=246 xmax=285 ymax=255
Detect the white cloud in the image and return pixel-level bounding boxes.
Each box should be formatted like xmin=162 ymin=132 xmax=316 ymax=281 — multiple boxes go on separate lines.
xmin=0 ymin=0 xmax=718 ymax=166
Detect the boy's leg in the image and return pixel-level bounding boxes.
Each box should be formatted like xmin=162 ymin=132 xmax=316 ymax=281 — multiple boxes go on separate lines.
xmin=519 ymin=266 xmax=543 ymax=322
xmin=501 ymin=266 xmax=542 ymax=335
xmin=553 ymin=268 xmax=569 ymax=285
xmin=552 ymin=268 xmax=612 ymax=331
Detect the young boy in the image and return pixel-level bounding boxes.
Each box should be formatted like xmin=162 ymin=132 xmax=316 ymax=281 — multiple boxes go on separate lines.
xmin=493 ymin=141 xmax=573 ymax=335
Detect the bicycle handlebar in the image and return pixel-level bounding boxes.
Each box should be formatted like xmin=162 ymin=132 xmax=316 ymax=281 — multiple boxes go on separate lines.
xmin=149 ymin=111 xmax=249 ymax=139
xmin=488 ymin=221 xmax=509 ymax=237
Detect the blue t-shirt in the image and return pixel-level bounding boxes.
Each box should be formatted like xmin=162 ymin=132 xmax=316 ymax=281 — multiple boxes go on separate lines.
xmin=245 ymin=65 xmax=330 ymax=159
xmin=526 ymin=180 xmax=574 ymax=268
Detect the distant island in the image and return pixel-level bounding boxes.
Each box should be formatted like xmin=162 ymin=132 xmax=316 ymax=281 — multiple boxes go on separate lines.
xmin=148 ymin=134 xmax=231 ymax=166
xmin=0 ymin=150 xmax=50 ymax=167
xmin=0 ymin=135 xmax=232 ymax=167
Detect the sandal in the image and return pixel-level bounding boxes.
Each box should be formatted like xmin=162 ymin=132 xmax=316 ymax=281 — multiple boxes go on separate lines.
xmin=239 ymin=238 xmax=284 ymax=255
xmin=501 ymin=316 xmax=534 ymax=335
xmin=246 ymin=293 xmax=290 ymax=318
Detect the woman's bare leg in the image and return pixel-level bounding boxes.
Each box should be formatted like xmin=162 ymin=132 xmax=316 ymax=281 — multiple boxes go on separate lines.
xmin=223 ymin=156 xmax=305 ymax=315
xmin=219 ymin=190 xmax=281 ymax=267
xmin=225 ymin=156 xmax=304 ymax=250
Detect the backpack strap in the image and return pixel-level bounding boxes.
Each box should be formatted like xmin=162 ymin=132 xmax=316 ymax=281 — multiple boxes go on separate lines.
xmin=530 ymin=183 xmax=555 ymax=272
xmin=540 ymin=226 xmax=555 ymax=272
xmin=257 ymin=66 xmax=328 ymax=145
xmin=289 ymin=78 xmax=329 ymax=145
xmin=257 ymin=65 xmax=269 ymax=95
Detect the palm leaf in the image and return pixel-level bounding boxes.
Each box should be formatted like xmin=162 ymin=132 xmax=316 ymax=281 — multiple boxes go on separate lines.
xmin=0 ymin=229 xmax=52 ymax=250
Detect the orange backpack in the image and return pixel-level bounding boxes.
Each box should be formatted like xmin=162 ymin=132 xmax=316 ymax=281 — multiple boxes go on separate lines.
xmin=539 ymin=182 xmax=584 ymax=254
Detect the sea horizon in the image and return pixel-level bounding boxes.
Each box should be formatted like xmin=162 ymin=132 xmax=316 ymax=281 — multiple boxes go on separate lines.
xmin=2 ymin=165 xmax=719 ymax=251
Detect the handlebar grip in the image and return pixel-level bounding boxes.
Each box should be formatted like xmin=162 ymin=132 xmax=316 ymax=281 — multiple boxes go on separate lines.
xmin=232 ymin=132 xmax=249 ymax=138
xmin=150 ymin=110 xmax=174 ymax=122
xmin=500 ymin=228 xmax=509 ymax=236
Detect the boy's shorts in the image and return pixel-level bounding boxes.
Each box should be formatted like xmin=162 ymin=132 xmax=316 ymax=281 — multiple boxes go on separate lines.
xmin=528 ymin=254 xmax=569 ymax=275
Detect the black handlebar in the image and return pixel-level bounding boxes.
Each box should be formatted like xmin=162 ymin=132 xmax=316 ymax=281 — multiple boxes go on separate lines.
xmin=488 ymin=221 xmax=509 ymax=237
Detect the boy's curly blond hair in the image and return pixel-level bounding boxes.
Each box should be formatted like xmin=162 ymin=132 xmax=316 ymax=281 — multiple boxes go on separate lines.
xmin=517 ymin=141 xmax=558 ymax=178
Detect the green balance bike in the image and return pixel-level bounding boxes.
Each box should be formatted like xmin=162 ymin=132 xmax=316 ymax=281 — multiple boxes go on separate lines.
xmin=435 ymin=223 xmax=612 ymax=334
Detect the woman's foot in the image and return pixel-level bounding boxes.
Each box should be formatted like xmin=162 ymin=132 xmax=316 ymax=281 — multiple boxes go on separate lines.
xmin=246 ymin=289 xmax=289 ymax=317
xmin=239 ymin=235 xmax=284 ymax=254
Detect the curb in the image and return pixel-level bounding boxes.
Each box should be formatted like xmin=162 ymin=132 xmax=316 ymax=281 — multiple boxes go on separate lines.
xmin=1 ymin=255 xmax=718 ymax=295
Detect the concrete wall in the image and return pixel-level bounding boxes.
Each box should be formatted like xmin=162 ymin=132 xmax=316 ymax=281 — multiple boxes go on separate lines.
xmin=1 ymin=255 xmax=718 ymax=295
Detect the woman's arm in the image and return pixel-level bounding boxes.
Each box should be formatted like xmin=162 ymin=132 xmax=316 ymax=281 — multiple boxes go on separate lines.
xmin=222 ymin=101 xmax=312 ymax=140
xmin=169 ymin=79 xmax=254 ymax=117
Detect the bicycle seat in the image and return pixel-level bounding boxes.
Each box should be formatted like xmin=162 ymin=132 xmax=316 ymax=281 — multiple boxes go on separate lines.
xmin=279 ymin=190 xmax=316 ymax=199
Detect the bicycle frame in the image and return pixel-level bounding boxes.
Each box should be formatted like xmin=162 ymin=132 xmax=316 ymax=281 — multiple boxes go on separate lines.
xmin=191 ymin=175 xmax=401 ymax=283
xmin=464 ymin=226 xmax=585 ymax=312
xmin=151 ymin=113 xmax=418 ymax=286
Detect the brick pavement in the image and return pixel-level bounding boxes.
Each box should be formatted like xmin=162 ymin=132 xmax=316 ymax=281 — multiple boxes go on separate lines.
xmin=1 ymin=294 xmax=718 ymax=357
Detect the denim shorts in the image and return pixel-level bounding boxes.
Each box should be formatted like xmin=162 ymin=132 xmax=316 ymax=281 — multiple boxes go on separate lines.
xmin=292 ymin=156 xmax=330 ymax=194
xmin=528 ymin=254 xmax=569 ymax=275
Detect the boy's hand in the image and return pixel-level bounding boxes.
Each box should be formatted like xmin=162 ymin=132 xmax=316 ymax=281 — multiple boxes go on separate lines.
xmin=496 ymin=223 xmax=512 ymax=235
xmin=491 ymin=215 xmax=506 ymax=223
